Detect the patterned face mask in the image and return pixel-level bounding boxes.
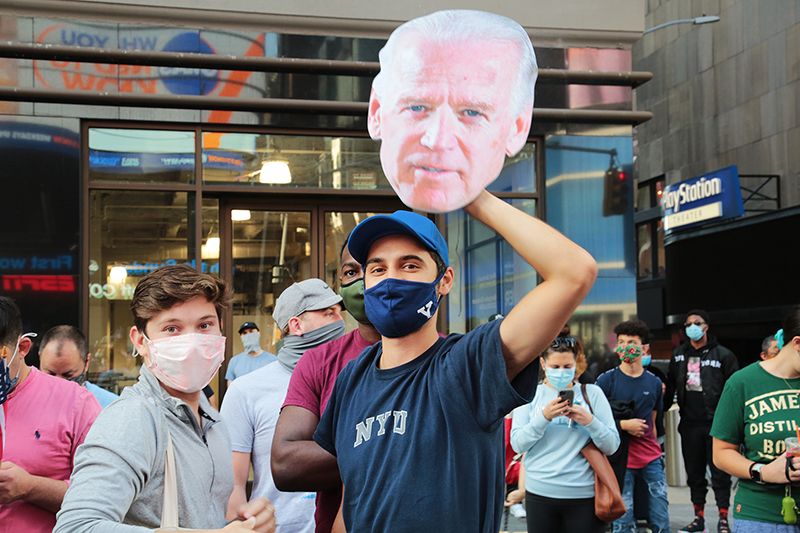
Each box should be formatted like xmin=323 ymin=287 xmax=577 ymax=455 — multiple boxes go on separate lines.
xmin=615 ymin=344 xmax=642 ymax=364
xmin=1 ymin=333 xmax=37 ymax=404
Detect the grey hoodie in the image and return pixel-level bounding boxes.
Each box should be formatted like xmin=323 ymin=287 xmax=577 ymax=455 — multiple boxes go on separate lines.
xmin=55 ymin=366 xmax=234 ymax=533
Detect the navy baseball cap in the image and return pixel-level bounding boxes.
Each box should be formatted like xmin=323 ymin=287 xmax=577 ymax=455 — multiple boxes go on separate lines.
xmin=347 ymin=211 xmax=449 ymax=267
xmin=238 ymin=322 xmax=259 ymax=334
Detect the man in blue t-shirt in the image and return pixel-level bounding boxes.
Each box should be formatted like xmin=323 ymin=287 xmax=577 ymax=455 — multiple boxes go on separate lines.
xmin=225 ymin=322 xmax=277 ymax=386
xmin=596 ymin=320 xmax=670 ymax=533
xmin=313 ymin=188 xmax=597 ymax=531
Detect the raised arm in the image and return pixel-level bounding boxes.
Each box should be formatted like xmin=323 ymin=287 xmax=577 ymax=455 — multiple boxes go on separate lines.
xmin=272 ymin=406 xmax=341 ymax=492
xmin=464 ymin=191 xmax=598 ymax=381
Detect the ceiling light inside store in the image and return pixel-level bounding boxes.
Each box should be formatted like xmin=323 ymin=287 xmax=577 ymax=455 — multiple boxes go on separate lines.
xmin=231 ymin=209 xmax=251 ymax=221
xmin=206 ymin=237 xmax=220 ymax=254
xmin=109 ymin=266 xmax=128 ymax=284
xmin=259 ymin=161 xmax=292 ymax=184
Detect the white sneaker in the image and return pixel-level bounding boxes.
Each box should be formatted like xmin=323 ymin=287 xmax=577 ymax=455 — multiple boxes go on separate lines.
xmin=510 ymin=503 xmax=527 ymax=518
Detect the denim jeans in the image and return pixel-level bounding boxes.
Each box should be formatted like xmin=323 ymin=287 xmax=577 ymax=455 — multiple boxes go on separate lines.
xmin=613 ymin=458 xmax=671 ymax=533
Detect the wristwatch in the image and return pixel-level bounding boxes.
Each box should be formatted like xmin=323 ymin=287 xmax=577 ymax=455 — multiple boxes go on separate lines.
xmin=750 ymin=462 xmax=766 ymax=484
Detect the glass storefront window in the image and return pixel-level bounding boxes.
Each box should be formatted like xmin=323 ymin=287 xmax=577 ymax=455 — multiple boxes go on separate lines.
xmin=655 ymin=219 xmax=666 ymax=278
xmin=201 ymin=198 xmax=221 ymax=275
xmin=88 ymin=190 xmax=193 ymax=393
xmin=636 ymin=177 xmax=665 ymax=212
xmin=487 ymin=143 xmax=537 ymax=193
xmin=545 ymin=134 xmax=636 ymax=363
xmin=202 ymin=132 xmax=393 ymax=191
xmin=88 ymin=128 xmax=195 ymax=184
xmin=637 ymin=222 xmax=653 ymax=279
xmin=446 ymin=199 xmax=538 ymax=334
xmin=230 ymin=210 xmax=312 ymax=356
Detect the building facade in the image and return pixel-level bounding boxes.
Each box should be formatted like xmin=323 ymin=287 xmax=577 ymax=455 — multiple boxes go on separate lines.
xmin=1 ymin=0 xmax=646 ymax=395
xmin=633 ymin=0 xmax=799 ymax=363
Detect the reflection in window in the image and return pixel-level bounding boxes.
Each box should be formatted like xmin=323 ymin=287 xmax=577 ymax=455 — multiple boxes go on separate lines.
xmin=655 ymin=219 xmax=666 ymax=278
xmin=487 ymin=143 xmax=537 ymax=193
xmin=636 ymin=178 xmax=666 ymax=212
xmin=446 ymin=199 xmax=538 ymax=334
xmin=202 ymin=132 xmax=392 ymax=191
xmin=545 ymin=135 xmax=636 ymax=362
xmin=231 ymin=211 xmax=311 ymax=356
xmin=88 ymin=190 xmax=193 ymax=394
xmin=637 ymin=222 xmax=653 ymax=279
xmin=88 ymin=128 xmax=195 ymax=184
xmin=635 ymin=178 xmax=666 ymax=279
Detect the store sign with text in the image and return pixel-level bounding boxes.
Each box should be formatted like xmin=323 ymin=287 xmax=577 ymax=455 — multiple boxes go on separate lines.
xmin=662 ymin=166 xmax=744 ymax=234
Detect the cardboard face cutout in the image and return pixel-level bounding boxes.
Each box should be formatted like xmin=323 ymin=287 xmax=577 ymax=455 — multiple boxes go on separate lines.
xmin=369 ymin=10 xmax=537 ymax=213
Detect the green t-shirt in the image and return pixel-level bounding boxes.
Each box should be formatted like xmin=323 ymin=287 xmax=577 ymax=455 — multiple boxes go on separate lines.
xmin=711 ymin=362 xmax=800 ymax=524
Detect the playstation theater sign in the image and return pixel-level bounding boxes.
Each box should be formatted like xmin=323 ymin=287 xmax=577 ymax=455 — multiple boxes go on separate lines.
xmin=661 ymin=166 xmax=745 ymax=235
xmin=32 ymin=21 xmax=267 ymax=105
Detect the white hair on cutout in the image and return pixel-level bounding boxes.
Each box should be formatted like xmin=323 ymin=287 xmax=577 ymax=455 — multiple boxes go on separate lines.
xmin=372 ymin=10 xmax=538 ymax=116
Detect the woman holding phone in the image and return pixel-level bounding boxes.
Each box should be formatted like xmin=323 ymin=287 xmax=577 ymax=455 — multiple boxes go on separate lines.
xmin=509 ymin=334 xmax=620 ymax=532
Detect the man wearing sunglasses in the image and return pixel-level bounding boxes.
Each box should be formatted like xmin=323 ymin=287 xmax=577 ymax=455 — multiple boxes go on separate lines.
xmin=666 ymin=309 xmax=738 ymax=533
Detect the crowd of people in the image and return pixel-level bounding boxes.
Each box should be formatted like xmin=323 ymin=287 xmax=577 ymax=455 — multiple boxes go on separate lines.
xmin=2 ymin=8 xmax=799 ymax=533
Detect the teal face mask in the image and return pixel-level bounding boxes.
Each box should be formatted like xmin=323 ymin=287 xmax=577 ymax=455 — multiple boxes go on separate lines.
xmin=546 ymin=367 xmax=575 ymax=389
xmin=641 ymin=355 xmax=652 ymax=366
xmin=686 ymin=324 xmax=705 ymax=341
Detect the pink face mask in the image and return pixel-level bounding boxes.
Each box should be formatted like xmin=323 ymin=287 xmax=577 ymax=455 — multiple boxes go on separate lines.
xmin=142 ymin=333 xmax=226 ymax=393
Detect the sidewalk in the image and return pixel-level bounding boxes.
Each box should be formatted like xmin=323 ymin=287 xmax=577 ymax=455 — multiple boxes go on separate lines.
xmin=499 ymin=485 xmax=729 ymax=533
xmin=669 ymin=484 xmax=725 ymax=533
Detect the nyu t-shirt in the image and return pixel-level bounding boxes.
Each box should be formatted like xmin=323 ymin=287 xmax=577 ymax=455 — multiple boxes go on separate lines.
xmin=283 ymin=328 xmax=376 ymax=533
xmin=225 ymin=350 xmax=277 ymax=381
xmin=597 ymin=366 xmax=663 ymax=469
xmin=221 ymin=361 xmax=316 ymax=533
xmin=0 ymin=368 xmax=101 ymax=533
xmin=711 ymin=362 xmax=800 ymax=524
xmin=314 ymin=320 xmax=538 ymax=533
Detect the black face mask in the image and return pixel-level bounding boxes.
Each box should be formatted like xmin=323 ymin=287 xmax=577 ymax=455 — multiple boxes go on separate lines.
xmin=65 ymin=371 xmax=86 ymax=386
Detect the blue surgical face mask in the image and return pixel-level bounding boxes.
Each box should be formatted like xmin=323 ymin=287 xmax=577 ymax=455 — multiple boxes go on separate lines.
xmin=364 ymin=273 xmax=444 ymax=338
xmin=546 ymin=367 xmax=575 ymax=389
xmin=686 ymin=324 xmax=705 ymax=341
xmin=1 ymin=332 xmax=37 ymax=404
xmin=641 ymin=355 xmax=652 ymax=366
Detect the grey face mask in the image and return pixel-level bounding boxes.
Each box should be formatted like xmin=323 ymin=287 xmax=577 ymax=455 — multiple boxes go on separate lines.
xmin=241 ymin=331 xmax=262 ymax=354
xmin=277 ymin=320 xmax=346 ymax=372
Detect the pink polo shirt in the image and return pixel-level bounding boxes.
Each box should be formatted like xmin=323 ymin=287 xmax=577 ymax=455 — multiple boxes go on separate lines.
xmin=0 ymin=367 xmax=101 ymax=533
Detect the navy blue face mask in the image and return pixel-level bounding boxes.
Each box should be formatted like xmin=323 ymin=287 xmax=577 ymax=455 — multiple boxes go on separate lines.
xmin=1 ymin=333 xmax=37 ymax=405
xmin=364 ymin=273 xmax=444 ymax=338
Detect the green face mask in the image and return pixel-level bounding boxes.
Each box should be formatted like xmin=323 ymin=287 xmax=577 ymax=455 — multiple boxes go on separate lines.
xmin=340 ymin=278 xmax=370 ymax=324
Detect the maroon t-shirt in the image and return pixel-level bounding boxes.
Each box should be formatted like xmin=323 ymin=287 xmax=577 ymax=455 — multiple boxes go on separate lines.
xmin=283 ymin=328 xmax=375 ymax=533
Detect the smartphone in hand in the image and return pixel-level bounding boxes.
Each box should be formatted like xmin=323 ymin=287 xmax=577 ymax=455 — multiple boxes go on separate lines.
xmin=558 ymin=388 xmax=574 ymax=406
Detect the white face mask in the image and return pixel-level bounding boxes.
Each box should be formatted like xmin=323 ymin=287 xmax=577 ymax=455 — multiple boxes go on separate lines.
xmin=142 ymin=333 xmax=225 ymax=393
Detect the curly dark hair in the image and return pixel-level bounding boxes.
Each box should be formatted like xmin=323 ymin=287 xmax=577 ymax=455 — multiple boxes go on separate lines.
xmin=613 ymin=320 xmax=650 ymax=344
